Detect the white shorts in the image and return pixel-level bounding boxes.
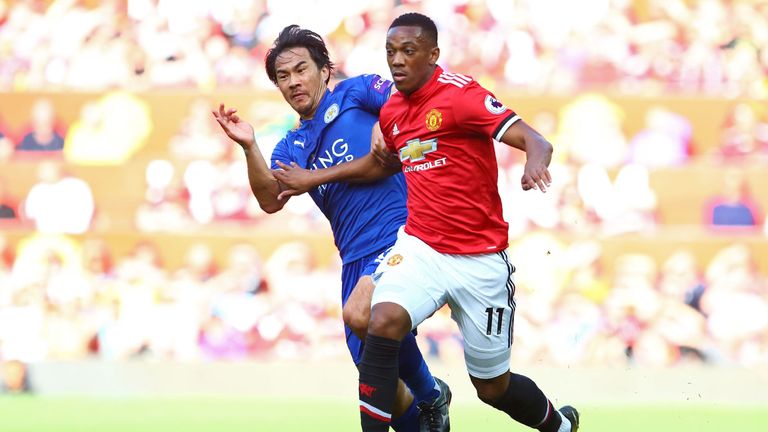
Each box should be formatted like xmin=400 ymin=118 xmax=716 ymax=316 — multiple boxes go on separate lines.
xmin=372 ymin=228 xmax=516 ymax=379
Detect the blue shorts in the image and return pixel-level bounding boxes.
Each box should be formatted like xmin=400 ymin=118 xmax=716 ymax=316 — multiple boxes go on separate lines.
xmin=340 ymin=245 xmax=393 ymax=365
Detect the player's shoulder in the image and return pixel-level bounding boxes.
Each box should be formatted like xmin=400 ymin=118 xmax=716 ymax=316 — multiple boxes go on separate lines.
xmin=333 ymin=74 xmax=387 ymax=93
xmin=436 ymin=70 xmax=475 ymax=90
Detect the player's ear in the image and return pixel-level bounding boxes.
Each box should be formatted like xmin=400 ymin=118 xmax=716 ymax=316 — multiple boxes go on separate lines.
xmin=321 ymin=64 xmax=330 ymax=84
xmin=429 ymin=47 xmax=440 ymax=66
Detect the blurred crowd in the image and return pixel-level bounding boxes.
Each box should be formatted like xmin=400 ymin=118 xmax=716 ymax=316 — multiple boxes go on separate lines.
xmin=1 ymin=1 xmax=768 ymax=383
xmin=0 ymin=0 xmax=766 ymax=96
xmin=2 ymin=93 xmax=766 ymax=236
xmin=1 ymin=92 xmax=767 ymax=374
xmin=0 ymin=231 xmax=766 ymax=373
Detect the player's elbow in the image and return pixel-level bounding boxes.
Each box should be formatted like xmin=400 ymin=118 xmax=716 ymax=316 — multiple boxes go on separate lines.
xmin=259 ymin=201 xmax=283 ymax=214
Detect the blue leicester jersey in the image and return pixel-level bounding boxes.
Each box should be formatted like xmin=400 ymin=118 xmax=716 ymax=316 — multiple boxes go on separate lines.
xmin=271 ymin=74 xmax=408 ymax=264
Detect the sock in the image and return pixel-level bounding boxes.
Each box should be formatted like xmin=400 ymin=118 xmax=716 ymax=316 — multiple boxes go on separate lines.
xmin=555 ymin=411 xmax=572 ymax=432
xmin=359 ymin=334 xmax=401 ymax=432
xmin=488 ymin=373 xmax=563 ymax=432
xmin=533 ymin=400 xmax=565 ymax=432
xmin=390 ymin=398 xmax=419 ymax=432
xmin=398 ymin=331 xmax=439 ymax=404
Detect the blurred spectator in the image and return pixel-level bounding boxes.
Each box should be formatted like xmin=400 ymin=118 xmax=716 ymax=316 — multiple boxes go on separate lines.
xmin=0 ymin=132 xmax=12 ymax=162
xmin=705 ymin=169 xmax=761 ymax=227
xmin=198 ymin=312 xmax=250 ymax=360
xmin=659 ymin=251 xmax=706 ymax=313
xmin=557 ymin=94 xmax=628 ymax=168
xmin=0 ymin=128 xmax=13 ymax=160
xmin=0 ymin=235 xmax=13 ymax=300
xmin=0 ymin=360 xmax=32 ymax=394
xmin=563 ymin=240 xmax=610 ymax=303
xmin=135 ymin=159 xmax=194 ymax=231
xmin=628 ymin=106 xmax=692 ymax=167
xmin=23 ymin=161 xmax=95 ymax=233
xmin=577 ymin=163 xmax=658 ymax=234
xmin=210 ymin=243 xmax=267 ymax=295
xmin=63 ymin=92 xmax=152 ymax=165
xmin=1 ymin=0 xmax=766 ymax=96
xmin=169 ymin=98 xmax=229 ymax=161
xmin=701 ymin=244 xmax=768 ymax=364
xmin=718 ymin=102 xmax=768 ymax=161
xmin=16 ymin=98 xmax=65 ymax=152
xmin=0 ymin=177 xmax=18 ymax=220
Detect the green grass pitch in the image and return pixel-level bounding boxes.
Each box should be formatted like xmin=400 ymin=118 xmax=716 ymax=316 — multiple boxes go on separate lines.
xmin=1 ymin=396 xmax=765 ymax=431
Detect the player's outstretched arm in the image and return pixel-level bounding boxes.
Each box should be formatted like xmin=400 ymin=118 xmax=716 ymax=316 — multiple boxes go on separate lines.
xmin=273 ymin=153 xmax=399 ymax=200
xmin=371 ymin=121 xmax=400 ymax=168
xmin=499 ymin=119 xmax=553 ymax=193
xmin=212 ymin=103 xmax=287 ymax=213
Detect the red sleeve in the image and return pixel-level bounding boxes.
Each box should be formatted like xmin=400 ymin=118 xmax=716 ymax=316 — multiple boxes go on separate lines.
xmin=454 ymin=82 xmax=521 ymax=141
xmin=384 ymin=131 xmax=396 ymax=153
xmin=380 ymin=106 xmax=398 ymax=153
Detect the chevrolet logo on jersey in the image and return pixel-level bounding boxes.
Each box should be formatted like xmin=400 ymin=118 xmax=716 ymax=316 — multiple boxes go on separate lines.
xmin=399 ymin=138 xmax=437 ymax=162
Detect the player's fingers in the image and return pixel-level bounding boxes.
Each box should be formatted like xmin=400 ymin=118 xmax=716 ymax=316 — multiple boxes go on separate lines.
xmin=277 ymin=189 xmax=298 ymax=200
xmin=521 ymin=175 xmax=535 ymax=191
xmin=218 ymin=103 xmax=225 ymax=116
xmin=543 ymin=168 xmax=552 ymax=185
xmin=275 ymin=160 xmax=290 ymax=170
xmin=535 ymin=176 xmax=547 ymax=193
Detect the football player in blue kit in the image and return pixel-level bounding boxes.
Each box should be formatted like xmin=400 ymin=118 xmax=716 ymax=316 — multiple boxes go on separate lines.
xmin=212 ymin=25 xmax=450 ymax=432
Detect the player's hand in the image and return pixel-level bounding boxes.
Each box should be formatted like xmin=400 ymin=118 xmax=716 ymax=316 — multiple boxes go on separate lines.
xmin=273 ymin=161 xmax=314 ymax=200
xmin=521 ymin=160 xmax=552 ymax=193
xmin=371 ymin=122 xmax=399 ymax=167
xmin=212 ymin=103 xmax=256 ymax=148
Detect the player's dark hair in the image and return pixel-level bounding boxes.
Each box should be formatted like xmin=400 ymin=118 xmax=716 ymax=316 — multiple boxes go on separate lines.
xmin=389 ymin=12 xmax=438 ymax=47
xmin=265 ymin=25 xmax=335 ymax=85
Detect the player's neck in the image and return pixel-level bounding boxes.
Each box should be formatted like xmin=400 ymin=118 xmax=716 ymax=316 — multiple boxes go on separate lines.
xmin=402 ymin=65 xmax=438 ymax=97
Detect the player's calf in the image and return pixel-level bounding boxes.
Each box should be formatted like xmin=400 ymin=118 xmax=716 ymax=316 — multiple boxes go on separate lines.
xmin=474 ymin=372 xmax=573 ymax=432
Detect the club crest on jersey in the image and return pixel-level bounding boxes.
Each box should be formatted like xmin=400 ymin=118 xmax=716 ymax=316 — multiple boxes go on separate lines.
xmin=324 ymin=103 xmax=340 ymax=123
xmin=484 ymin=95 xmax=507 ymax=115
xmin=425 ymin=108 xmax=443 ymax=131
xmin=387 ymin=254 xmax=403 ymax=266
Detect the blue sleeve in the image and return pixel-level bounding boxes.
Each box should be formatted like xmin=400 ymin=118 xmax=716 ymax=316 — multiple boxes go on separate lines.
xmin=348 ymin=74 xmax=393 ymax=115
xmin=270 ymin=138 xmax=291 ymax=170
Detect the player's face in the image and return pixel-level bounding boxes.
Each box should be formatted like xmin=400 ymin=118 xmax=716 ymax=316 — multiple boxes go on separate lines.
xmin=274 ymin=47 xmax=329 ymax=119
xmin=386 ymin=26 xmax=439 ymax=96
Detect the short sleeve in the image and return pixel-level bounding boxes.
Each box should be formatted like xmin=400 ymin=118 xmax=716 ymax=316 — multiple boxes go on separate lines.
xmin=453 ymin=82 xmax=521 ymax=141
xmin=270 ymin=138 xmax=291 ymax=170
xmin=348 ymin=74 xmax=393 ymax=115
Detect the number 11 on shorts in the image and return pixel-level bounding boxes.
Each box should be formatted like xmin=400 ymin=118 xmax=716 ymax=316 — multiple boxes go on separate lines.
xmin=485 ymin=307 xmax=504 ymax=335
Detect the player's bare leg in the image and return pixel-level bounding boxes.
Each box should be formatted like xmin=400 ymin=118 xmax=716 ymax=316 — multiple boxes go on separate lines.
xmin=392 ymin=379 xmax=414 ymax=417
xmin=470 ymin=372 xmax=578 ymax=432
xmin=348 ymin=278 xmax=449 ymax=431
xmin=359 ymin=302 xmax=450 ymax=432
xmin=343 ymin=276 xmax=374 ymax=339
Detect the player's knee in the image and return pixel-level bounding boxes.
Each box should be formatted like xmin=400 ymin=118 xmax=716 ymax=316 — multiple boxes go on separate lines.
xmin=368 ymin=302 xmax=411 ymax=340
xmin=474 ymin=379 xmax=508 ymax=406
xmin=342 ymin=302 xmax=369 ymax=338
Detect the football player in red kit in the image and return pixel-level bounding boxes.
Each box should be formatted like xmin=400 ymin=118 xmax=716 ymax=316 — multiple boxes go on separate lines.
xmin=274 ymin=12 xmax=579 ymax=432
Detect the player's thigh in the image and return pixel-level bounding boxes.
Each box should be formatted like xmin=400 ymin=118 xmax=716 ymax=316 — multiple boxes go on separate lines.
xmin=344 ymin=276 xmax=374 ymax=326
xmin=371 ymin=232 xmax=450 ymax=330
xmin=447 ymin=251 xmax=516 ymax=379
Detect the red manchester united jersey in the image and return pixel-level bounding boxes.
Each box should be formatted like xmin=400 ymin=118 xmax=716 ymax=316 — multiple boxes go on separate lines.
xmin=380 ymin=66 xmax=520 ymax=254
